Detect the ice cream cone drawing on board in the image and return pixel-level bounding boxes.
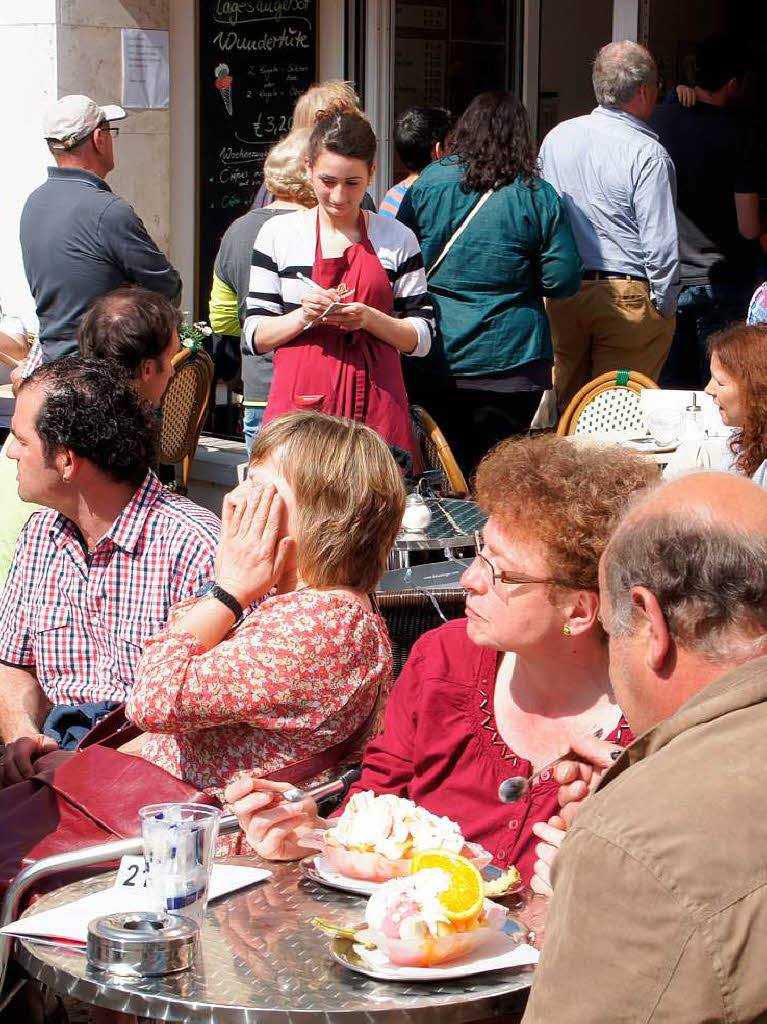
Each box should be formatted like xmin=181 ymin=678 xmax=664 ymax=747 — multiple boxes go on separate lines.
xmin=215 ymin=63 xmax=233 ymax=116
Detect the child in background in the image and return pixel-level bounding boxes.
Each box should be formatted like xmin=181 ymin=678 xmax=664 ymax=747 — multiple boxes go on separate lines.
xmin=379 ymin=107 xmax=452 ymax=219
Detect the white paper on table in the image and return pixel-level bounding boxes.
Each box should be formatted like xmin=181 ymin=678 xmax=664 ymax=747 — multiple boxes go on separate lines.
xmin=354 ymin=933 xmax=539 ymax=981
xmin=0 ymin=862 xmax=270 ymax=945
xmin=639 ymin=389 xmax=732 ymax=439
xmin=121 ymin=29 xmax=169 ymax=109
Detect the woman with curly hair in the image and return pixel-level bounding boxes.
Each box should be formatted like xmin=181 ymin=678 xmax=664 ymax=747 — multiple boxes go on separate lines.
xmin=397 ymin=91 xmax=582 ymax=474
xmin=226 ymin=434 xmax=657 ymax=886
xmin=705 ymin=322 xmax=767 ymax=487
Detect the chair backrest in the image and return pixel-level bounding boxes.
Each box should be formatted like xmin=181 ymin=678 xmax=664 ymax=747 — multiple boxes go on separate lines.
xmin=410 ymin=405 xmax=468 ymax=494
xmin=556 ymin=370 xmax=659 ymax=437
xmin=376 ymin=589 xmax=467 ymax=679
xmin=159 ymin=347 xmax=214 ymax=467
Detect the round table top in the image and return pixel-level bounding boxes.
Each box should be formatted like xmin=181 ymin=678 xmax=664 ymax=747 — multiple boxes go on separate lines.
xmin=17 ymin=858 xmax=532 ymax=1023
xmin=394 ymin=498 xmax=487 ymax=552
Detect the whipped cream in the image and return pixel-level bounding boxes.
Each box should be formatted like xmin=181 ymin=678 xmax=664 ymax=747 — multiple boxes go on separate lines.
xmin=365 ymin=868 xmax=452 ymax=938
xmin=331 ymin=791 xmax=465 ymax=860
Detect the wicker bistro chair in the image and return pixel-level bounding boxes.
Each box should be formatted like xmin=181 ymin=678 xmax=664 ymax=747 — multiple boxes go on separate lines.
xmin=160 ymin=345 xmax=215 ymax=493
xmin=376 ymin=587 xmax=467 ymax=680
xmin=556 ymin=369 xmax=659 ymax=437
xmin=410 ymin=405 xmax=469 ymax=495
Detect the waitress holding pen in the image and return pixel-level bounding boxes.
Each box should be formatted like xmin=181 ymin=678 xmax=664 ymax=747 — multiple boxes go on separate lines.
xmin=244 ymin=111 xmax=435 ymax=474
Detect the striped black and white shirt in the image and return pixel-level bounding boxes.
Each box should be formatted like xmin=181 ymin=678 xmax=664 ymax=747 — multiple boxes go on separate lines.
xmin=244 ymin=207 xmax=434 ymax=357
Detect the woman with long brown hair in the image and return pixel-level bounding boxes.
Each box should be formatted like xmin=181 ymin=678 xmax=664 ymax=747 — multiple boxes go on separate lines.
xmin=397 ymin=90 xmax=582 ymax=475
xmin=705 ymin=322 xmax=767 ymax=486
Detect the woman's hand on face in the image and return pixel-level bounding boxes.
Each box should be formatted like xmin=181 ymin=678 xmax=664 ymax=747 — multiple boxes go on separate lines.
xmin=215 ymin=482 xmax=295 ymax=607
xmin=224 ymin=775 xmax=323 ymax=861
xmin=300 ymin=286 xmax=339 ymax=326
xmin=323 ymin=302 xmax=368 ymax=332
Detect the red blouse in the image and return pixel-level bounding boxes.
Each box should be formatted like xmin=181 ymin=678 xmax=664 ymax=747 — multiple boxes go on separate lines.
xmin=126 ymin=590 xmax=391 ymax=802
xmin=339 ymin=619 xmax=633 ymax=884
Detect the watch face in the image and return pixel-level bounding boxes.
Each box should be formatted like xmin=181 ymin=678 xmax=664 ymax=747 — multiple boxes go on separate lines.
xmin=195 ymin=581 xmax=216 ymax=598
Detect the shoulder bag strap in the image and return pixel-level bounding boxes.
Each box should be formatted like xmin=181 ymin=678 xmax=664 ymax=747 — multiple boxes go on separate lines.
xmin=263 ymin=692 xmax=380 ymax=785
xmin=426 ymin=190 xmax=494 ymax=280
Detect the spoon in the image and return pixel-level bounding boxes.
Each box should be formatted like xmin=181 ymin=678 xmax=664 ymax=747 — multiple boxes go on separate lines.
xmin=498 ymin=728 xmax=603 ymax=804
xmin=283 ymin=766 xmax=361 ymax=804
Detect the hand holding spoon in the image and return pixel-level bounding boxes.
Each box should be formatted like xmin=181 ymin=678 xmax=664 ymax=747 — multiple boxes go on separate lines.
xmin=498 ymin=729 xmax=604 ymax=804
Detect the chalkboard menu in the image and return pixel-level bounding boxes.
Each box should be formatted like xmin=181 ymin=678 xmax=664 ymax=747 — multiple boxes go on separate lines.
xmin=197 ymin=0 xmax=318 ymax=318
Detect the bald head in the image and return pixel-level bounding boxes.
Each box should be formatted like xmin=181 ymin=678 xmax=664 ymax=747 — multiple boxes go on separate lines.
xmin=621 ymin=471 xmax=767 ymax=536
xmin=604 ymin=471 xmax=767 ymax=664
xmin=593 ymin=40 xmax=657 ymax=109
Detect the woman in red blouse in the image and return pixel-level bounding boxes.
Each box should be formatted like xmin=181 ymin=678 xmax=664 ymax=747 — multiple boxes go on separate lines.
xmin=125 ymin=411 xmax=405 ymax=805
xmin=226 ymin=435 xmax=658 ymax=884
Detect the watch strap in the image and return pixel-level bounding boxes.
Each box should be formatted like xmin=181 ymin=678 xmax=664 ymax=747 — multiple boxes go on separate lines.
xmin=202 ymin=583 xmax=243 ymax=623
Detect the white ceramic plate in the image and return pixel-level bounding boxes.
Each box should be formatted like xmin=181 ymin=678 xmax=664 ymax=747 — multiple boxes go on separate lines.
xmin=300 ymin=855 xmax=382 ymax=895
xmin=329 ymin=929 xmax=538 ymax=982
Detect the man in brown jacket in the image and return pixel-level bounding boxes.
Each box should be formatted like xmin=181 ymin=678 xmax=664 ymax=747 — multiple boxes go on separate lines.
xmin=523 ymin=471 xmax=767 ymax=1023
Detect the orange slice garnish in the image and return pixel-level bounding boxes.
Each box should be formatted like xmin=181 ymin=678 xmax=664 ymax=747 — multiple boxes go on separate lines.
xmin=410 ymin=849 xmax=484 ymax=923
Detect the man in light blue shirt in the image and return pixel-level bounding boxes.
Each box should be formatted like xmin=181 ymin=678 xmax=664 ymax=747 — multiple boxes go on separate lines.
xmin=540 ymin=41 xmax=680 ymax=413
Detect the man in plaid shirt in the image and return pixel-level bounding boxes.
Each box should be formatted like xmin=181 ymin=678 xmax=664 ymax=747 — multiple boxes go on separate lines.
xmin=0 ymin=358 xmax=219 ymax=783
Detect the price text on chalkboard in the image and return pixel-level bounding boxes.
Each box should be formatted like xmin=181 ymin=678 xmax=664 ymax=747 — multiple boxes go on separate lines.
xmin=197 ymin=0 xmax=317 ymax=318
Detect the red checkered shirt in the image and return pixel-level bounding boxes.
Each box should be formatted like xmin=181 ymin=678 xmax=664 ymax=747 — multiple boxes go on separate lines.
xmin=0 ymin=471 xmax=219 ymax=705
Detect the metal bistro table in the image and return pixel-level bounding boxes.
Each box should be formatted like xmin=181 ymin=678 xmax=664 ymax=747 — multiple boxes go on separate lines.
xmin=16 ymin=858 xmax=532 ymax=1022
xmin=390 ymin=498 xmax=486 ymax=569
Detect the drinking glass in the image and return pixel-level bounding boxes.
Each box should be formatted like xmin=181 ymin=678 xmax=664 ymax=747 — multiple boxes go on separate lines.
xmin=646 ymin=407 xmax=684 ymax=447
xmin=139 ymin=803 xmax=221 ymax=927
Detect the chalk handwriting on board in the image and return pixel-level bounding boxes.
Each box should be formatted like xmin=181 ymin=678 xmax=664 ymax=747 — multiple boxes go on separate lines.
xmin=214 ymin=0 xmax=312 ymax=26
xmin=197 ymin=0 xmax=316 ymax=319
xmin=212 ymin=28 xmax=310 ymax=52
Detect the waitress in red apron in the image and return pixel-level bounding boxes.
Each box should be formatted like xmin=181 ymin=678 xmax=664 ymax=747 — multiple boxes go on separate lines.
xmin=249 ymin=111 xmax=434 ymax=474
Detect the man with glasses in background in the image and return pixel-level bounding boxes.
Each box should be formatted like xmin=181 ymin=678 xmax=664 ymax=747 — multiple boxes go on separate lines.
xmin=17 ymin=94 xmax=181 ymax=377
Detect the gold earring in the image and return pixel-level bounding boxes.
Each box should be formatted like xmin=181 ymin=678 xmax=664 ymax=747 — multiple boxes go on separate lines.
xmin=562 ymin=625 xmax=572 ymax=636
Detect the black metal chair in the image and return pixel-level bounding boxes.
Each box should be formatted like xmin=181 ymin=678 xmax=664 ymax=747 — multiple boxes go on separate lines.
xmin=376 ymin=588 xmax=467 ymax=679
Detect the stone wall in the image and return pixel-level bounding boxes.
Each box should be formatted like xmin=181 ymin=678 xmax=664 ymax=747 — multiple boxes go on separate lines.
xmin=0 ymin=0 xmax=173 ymax=329
xmin=0 ymin=2 xmax=58 ymax=327
xmin=57 ymin=0 xmax=172 ymax=254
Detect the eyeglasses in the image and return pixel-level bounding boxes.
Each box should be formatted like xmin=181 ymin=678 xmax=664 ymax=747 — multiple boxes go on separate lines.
xmin=96 ymin=123 xmax=119 ymax=138
xmin=472 ymin=531 xmax=573 ymax=589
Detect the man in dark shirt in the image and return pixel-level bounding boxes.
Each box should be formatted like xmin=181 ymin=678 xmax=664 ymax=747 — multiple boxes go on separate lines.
xmin=19 ymin=94 xmax=181 ymax=370
xmin=651 ymin=34 xmax=765 ymax=387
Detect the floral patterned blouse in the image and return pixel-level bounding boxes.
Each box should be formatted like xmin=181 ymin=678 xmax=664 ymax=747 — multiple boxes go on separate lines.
xmin=126 ymin=590 xmax=391 ymax=805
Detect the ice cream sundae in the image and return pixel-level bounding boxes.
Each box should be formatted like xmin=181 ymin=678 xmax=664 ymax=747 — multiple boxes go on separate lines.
xmin=363 ymin=852 xmax=507 ymax=966
xmin=314 ymin=791 xmax=491 ymax=882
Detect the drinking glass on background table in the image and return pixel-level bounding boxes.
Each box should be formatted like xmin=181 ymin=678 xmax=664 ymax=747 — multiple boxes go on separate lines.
xmin=139 ymin=803 xmax=221 ymax=927
xmin=646 ymin=407 xmax=684 ymax=447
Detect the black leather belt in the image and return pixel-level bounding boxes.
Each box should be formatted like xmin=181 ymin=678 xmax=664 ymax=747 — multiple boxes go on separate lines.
xmin=583 ymin=270 xmax=648 ymax=283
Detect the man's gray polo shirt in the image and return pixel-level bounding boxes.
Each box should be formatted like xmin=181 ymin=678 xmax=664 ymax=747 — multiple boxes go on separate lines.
xmin=20 ymin=167 xmax=181 ymax=362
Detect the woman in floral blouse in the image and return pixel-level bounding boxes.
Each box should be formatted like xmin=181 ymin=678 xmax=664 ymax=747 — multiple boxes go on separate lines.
xmin=125 ymin=411 xmax=405 ymax=803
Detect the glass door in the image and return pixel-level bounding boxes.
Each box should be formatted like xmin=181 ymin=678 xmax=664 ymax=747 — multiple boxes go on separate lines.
xmin=389 ymin=0 xmax=521 ymax=184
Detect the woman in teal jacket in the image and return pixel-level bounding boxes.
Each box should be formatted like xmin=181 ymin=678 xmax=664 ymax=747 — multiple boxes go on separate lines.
xmin=398 ymin=91 xmax=582 ymax=474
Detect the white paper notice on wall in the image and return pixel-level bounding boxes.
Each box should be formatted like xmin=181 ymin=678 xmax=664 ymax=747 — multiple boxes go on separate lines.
xmin=122 ymin=29 xmax=169 ymax=109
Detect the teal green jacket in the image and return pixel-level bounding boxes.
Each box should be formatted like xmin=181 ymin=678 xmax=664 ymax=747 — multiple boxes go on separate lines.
xmin=397 ymin=157 xmax=582 ymax=377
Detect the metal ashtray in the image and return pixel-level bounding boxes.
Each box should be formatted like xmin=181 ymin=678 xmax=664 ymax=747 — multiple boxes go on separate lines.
xmin=87 ymin=911 xmax=198 ymax=977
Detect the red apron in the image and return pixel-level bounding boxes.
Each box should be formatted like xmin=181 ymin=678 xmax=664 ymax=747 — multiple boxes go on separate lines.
xmin=263 ymin=212 xmax=419 ymax=472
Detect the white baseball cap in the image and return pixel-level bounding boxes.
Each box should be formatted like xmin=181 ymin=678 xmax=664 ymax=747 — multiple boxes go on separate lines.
xmin=43 ymin=94 xmax=126 ymax=149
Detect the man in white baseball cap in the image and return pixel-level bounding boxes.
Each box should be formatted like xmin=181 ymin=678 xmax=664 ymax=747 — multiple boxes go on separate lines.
xmin=17 ymin=94 xmax=180 ymax=373
xmin=42 ymin=93 xmax=126 ymax=152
